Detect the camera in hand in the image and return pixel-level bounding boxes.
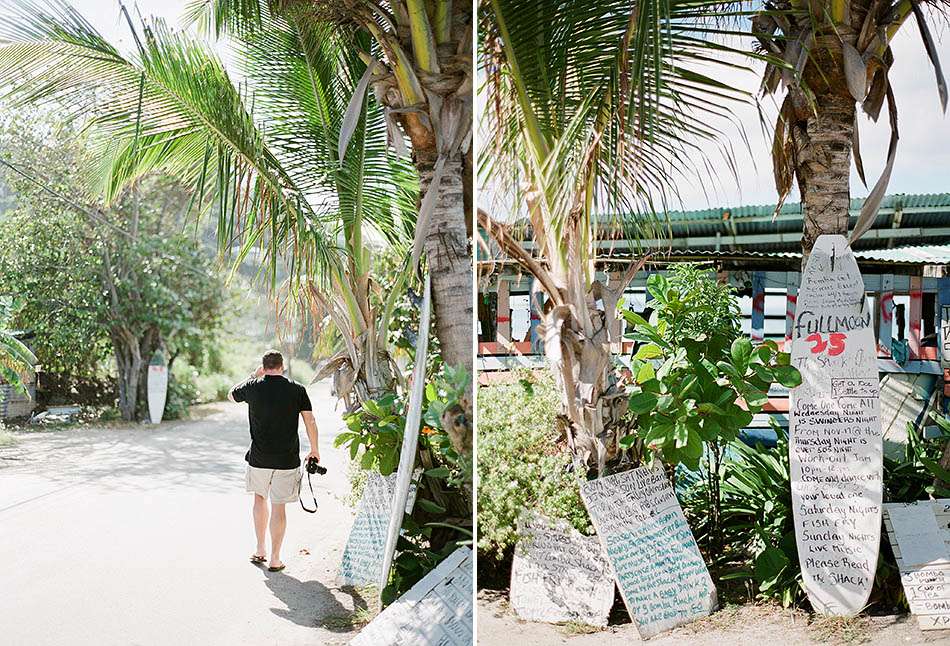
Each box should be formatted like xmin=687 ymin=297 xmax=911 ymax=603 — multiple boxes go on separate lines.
xmin=306 ymin=456 xmax=327 ymax=475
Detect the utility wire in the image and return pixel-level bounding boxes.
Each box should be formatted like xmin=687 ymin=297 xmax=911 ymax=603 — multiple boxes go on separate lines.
xmin=0 ymin=155 xmax=133 ymax=239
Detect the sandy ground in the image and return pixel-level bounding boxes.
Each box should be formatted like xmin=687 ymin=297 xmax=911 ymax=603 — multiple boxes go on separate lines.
xmin=0 ymin=380 xmax=367 ymax=646
xmin=478 ymin=589 xmax=950 ymax=645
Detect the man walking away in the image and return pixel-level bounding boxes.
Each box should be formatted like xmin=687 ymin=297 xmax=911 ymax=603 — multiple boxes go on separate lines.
xmin=228 ymin=350 xmax=320 ymax=572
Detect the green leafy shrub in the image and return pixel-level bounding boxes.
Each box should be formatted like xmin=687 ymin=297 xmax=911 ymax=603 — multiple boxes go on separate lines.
xmin=163 ymin=371 xmax=200 ymax=420
xmin=335 ymin=392 xmax=406 ymax=475
xmin=477 ymin=372 xmax=589 ymax=563
xmin=622 ymin=268 xmax=801 ymax=470
xmin=892 ymin=413 xmax=950 ymax=499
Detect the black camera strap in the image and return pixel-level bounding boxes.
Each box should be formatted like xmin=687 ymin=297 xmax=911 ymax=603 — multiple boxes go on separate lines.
xmin=300 ymin=470 xmax=318 ymax=513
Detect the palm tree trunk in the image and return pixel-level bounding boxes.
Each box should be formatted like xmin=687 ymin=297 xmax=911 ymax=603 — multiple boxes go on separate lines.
xmin=417 ymin=154 xmax=472 ymax=377
xmin=795 ymin=91 xmax=855 ymax=261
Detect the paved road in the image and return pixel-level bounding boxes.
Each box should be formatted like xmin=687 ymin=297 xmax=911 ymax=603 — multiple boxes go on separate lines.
xmin=0 ymin=381 xmax=362 ymax=646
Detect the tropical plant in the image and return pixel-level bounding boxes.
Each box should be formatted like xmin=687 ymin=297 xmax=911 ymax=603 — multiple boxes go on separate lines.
xmin=478 ymin=0 xmax=754 ymax=474
xmin=335 ymin=391 xmax=407 ymax=476
xmin=185 ymin=0 xmax=474 ymax=381
xmin=891 ymin=412 xmax=950 ymax=499
xmin=681 ymin=425 xmax=805 ymax=608
xmin=0 ymin=327 xmax=36 ymax=395
xmin=753 ymin=0 xmax=947 ymax=257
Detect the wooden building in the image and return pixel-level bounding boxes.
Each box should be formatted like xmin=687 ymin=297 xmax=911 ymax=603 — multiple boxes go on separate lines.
xmin=477 ymin=193 xmax=950 ymax=447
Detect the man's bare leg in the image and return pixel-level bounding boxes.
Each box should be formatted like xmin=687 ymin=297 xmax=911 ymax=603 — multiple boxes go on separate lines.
xmin=253 ymin=494 xmax=268 ymax=559
xmin=269 ymin=502 xmax=287 ymax=568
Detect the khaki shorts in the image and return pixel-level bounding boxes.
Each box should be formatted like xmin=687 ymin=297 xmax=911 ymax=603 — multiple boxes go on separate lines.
xmin=246 ymin=466 xmax=301 ymax=504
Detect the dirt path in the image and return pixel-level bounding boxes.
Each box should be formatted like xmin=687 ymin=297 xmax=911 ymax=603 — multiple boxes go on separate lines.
xmin=0 ymin=381 xmax=365 ymax=646
xmin=478 ymin=590 xmax=950 ymax=645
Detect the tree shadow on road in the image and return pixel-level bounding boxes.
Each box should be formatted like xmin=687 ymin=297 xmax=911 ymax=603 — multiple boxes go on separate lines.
xmin=263 ymin=570 xmax=371 ymax=633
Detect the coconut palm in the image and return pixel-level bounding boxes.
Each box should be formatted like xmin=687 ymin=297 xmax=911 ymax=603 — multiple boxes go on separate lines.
xmin=186 ymin=0 xmax=473 ymax=377
xmin=757 ymin=0 xmax=947 ymax=257
xmin=479 ymin=0 xmax=752 ymax=474
xmin=0 ymin=2 xmax=418 ymax=413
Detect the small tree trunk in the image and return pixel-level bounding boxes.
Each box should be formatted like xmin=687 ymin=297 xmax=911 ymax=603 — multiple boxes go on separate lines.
xmin=114 ymin=339 xmax=143 ymax=422
xmin=417 ymin=154 xmax=473 ymax=379
xmin=543 ymin=300 xmax=628 ymax=475
xmin=795 ymin=89 xmax=855 ymax=263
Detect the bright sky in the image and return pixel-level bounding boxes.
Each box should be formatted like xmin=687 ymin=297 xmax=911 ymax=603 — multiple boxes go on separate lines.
xmin=76 ymin=1 xmax=950 ymax=212
xmin=675 ymin=22 xmax=950 ymax=211
xmin=68 ymin=0 xmax=193 ymax=45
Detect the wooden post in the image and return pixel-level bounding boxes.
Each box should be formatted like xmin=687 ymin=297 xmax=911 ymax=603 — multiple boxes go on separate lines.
xmin=878 ymin=275 xmax=894 ymax=358
xmin=751 ymin=271 xmax=765 ymax=343
xmin=910 ymin=275 xmax=923 ymax=360
xmin=939 ymin=277 xmax=950 ymax=414
xmin=939 ymin=277 xmax=950 ymax=368
xmin=529 ymin=280 xmax=543 ymax=354
xmin=496 ymin=278 xmax=511 ymax=344
xmin=785 ymin=272 xmax=799 ymax=345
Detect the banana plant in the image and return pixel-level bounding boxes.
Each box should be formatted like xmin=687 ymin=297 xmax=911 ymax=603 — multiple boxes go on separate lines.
xmin=0 ymin=298 xmax=36 ymax=395
xmin=0 ymin=331 xmax=36 ymax=395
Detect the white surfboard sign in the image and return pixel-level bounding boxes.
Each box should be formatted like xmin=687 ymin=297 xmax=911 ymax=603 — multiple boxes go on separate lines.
xmin=147 ymin=351 xmax=168 ymax=425
xmin=789 ymin=234 xmax=882 ymax=615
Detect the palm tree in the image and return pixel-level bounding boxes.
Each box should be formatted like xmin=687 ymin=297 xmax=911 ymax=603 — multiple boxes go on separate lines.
xmin=757 ymin=0 xmax=947 ymax=257
xmin=186 ymin=0 xmax=473 ymax=377
xmin=0 ymin=2 xmax=418 ymax=417
xmin=479 ymin=0 xmax=751 ymax=474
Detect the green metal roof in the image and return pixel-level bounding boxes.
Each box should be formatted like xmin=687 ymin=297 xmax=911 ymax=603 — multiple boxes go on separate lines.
xmin=665 ymin=192 xmax=950 ymax=222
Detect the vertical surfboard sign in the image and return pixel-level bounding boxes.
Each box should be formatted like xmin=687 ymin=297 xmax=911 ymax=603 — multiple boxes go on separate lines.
xmin=147 ymin=350 xmax=168 ymax=425
xmin=789 ymin=234 xmax=882 ymax=615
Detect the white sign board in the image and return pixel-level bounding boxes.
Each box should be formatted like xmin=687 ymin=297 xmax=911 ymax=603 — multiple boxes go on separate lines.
xmin=509 ymin=513 xmax=614 ymax=627
xmin=789 ymin=234 xmax=882 ymax=615
xmin=939 ymin=279 xmax=950 ymax=367
xmin=147 ymin=353 xmax=168 ymax=425
xmin=338 ymin=471 xmax=416 ymax=587
xmin=884 ymin=500 xmax=950 ymax=630
xmin=580 ymin=465 xmax=716 ymax=639
xmin=351 ymin=546 xmax=472 ymax=646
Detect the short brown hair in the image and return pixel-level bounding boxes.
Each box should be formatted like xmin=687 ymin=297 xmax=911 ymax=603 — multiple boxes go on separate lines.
xmin=262 ymin=350 xmax=284 ymax=370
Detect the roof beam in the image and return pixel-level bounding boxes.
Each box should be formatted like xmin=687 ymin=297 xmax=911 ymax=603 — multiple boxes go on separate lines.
xmin=585 ymin=226 xmax=950 ymax=251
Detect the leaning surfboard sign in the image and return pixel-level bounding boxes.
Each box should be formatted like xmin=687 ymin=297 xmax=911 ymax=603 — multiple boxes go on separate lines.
xmin=789 ymin=234 xmax=882 ymax=615
xmin=147 ymin=350 xmax=168 ymax=425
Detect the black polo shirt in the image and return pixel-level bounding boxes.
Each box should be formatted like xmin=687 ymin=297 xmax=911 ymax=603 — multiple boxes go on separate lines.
xmin=230 ymin=374 xmax=313 ymax=469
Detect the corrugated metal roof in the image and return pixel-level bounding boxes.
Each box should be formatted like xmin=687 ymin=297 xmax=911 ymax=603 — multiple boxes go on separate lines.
xmin=853 ymin=245 xmax=950 ymax=264
xmin=480 ymin=245 xmax=950 ymax=268
xmin=664 ymin=192 xmax=950 ymax=223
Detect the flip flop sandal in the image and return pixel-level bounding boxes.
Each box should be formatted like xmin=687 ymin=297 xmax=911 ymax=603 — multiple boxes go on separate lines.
xmin=250 ymin=555 xmax=267 ymax=564
xmin=267 ymin=565 xmax=286 ymax=572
